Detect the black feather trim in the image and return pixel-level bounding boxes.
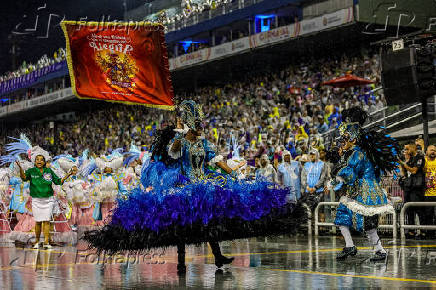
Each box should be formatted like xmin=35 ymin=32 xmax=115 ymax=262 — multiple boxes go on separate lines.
xmin=357 ymin=128 xmax=400 ymax=176
xmin=150 ymin=125 xmax=177 ymax=166
xmin=341 ymin=107 xmax=368 ymax=126
xmin=83 ymin=202 xmax=308 ymax=255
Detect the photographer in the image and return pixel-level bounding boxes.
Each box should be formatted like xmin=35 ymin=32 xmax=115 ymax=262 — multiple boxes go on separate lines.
xmin=398 ymin=143 xmax=426 ymax=239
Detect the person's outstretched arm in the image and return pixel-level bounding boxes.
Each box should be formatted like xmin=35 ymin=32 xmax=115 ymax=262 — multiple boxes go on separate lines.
xmin=16 ymin=161 xmax=27 ymax=181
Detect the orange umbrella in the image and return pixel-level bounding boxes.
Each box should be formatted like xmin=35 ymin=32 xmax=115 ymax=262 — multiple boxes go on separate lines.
xmin=322 ymin=74 xmax=374 ymax=88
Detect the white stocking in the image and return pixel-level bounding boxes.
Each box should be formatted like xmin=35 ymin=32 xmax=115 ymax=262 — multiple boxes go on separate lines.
xmin=339 ymin=226 xmax=354 ymax=247
xmin=366 ymin=229 xmax=386 ymax=253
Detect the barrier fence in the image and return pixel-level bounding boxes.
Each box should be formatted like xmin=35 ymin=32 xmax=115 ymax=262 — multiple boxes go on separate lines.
xmin=309 ymin=200 xmax=436 ymax=243
xmin=313 ymin=202 xmax=398 ymax=240
xmin=400 ymin=202 xmax=436 ymax=243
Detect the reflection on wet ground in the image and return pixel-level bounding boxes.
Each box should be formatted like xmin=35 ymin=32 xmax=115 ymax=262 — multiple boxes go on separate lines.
xmin=1 ymin=235 xmax=436 ymax=289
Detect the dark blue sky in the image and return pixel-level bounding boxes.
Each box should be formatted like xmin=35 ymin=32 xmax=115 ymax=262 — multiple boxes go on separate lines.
xmin=0 ymin=0 xmax=147 ymax=74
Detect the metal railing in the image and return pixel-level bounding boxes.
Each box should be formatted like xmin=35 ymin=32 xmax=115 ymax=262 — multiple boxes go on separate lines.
xmin=303 ymin=203 xmax=312 ymax=236
xmin=322 ymin=95 xmax=436 ymax=148
xmin=400 ymin=202 xmax=436 ymax=243
xmin=314 ymin=202 xmax=338 ymax=236
xmin=167 ymin=0 xmax=249 ymax=33
xmin=314 ymin=202 xmax=397 ymax=240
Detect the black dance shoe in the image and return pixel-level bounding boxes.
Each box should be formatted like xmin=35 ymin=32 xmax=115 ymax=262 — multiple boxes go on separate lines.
xmin=215 ymin=256 xmax=234 ymax=268
xmin=370 ymin=251 xmax=387 ymax=262
xmin=177 ymin=264 xmax=186 ymax=274
xmin=336 ymin=246 xmax=357 ymax=260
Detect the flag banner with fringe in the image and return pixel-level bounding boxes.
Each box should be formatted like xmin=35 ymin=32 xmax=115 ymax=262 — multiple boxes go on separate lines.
xmin=61 ymin=21 xmax=174 ymax=110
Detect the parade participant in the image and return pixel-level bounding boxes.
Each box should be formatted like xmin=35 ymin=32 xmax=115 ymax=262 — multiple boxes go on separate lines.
xmin=16 ymin=147 xmax=72 ymax=249
xmin=166 ymin=101 xmax=237 ymax=272
xmin=226 ymin=134 xmax=248 ymax=180
xmin=7 ymin=175 xmax=33 ymax=242
xmin=277 ymin=150 xmax=301 ymax=202
xmin=0 ymin=168 xmax=11 ymax=240
xmin=1 ymin=134 xmax=73 ymax=248
xmin=122 ymin=143 xmax=151 ymax=191
xmin=90 ymin=152 xmax=127 ymax=225
xmin=57 ymin=152 xmax=93 ymax=230
xmin=329 ymin=107 xmax=399 ymax=262
xmin=85 ymin=100 xmax=306 ymax=275
xmin=7 ymin=160 xmax=32 ymax=219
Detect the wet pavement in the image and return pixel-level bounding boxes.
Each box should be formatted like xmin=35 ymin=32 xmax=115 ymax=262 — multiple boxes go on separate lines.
xmin=1 ymin=234 xmax=436 ymax=289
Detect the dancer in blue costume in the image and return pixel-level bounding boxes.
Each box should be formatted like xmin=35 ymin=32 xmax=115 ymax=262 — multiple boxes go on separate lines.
xmin=167 ymin=100 xmax=237 ymax=273
xmin=84 ymin=100 xmax=307 ymax=274
xmin=329 ymin=107 xmax=399 ymax=262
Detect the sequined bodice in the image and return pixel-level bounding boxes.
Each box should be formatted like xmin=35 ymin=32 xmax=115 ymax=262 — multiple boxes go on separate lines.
xmin=186 ymin=139 xmax=206 ymax=179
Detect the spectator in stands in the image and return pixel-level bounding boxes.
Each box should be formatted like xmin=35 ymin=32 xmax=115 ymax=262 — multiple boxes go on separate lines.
xmin=317 ymin=116 xmax=329 ymax=134
xmin=277 ymin=150 xmax=301 ymax=202
xmin=1 ymin=50 xmax=385 ymax=164
xmin=295 ymin=126 xmax=309 ymax=142
xmin=301 ymin=149 xmax=327 ymax=196
xmin=399 ymin=143 xmax=426 ymax=239
xmin=255 ymin=154 xmax=277 ymax=183
xmin=424 ymin=145 xmax=436 ymax=237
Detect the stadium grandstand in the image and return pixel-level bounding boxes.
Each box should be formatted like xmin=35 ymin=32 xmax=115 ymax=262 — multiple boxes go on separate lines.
xmin=1 ymin=0 xmax=433 ymax=156
xmin=1 ymin=0 xmax=436 ymax=288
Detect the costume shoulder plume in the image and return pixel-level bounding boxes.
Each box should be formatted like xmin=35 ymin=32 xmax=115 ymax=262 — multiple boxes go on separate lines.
xmin=341 ymin=107 xmax=368 ymax=126
xmin=358 ymin=128 xmax=399 ymax=175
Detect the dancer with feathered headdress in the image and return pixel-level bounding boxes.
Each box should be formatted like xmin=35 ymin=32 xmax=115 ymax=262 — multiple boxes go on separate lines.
xmin=56 ymin=150 xmax=94 ymax=230
xmin=84 ymin=100 xmax=308 ymax=274
xmin=1 ymin=134 xmax=73 ymax=248
xmin=88 ymin=150 xmax=127 ymax=226
xmin=122 ymin=143 xmax=151 ymax=191
xmin=328 ymin=107 xmax=399 ymax=261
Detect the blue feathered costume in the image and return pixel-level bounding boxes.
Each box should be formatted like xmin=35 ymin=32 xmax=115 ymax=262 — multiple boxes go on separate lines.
xmin=328 ymin=107 xmax=399 ymax=261
xmin=84 ymin=101 xmax=307 ymax=271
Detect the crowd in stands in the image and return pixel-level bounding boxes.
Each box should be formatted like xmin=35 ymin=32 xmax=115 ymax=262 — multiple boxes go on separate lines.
xmin=2 ymin=48 xmax=436 ymax=231
xmin=1 ymin=50 xmax=384 ymax=160
xmin=0 ymin=48 xmax=66 ymax=83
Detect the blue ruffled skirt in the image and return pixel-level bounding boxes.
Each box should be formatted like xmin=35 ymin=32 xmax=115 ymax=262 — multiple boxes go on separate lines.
xmin=334 ymin=178 xmax=391 ymax=232
xmin=84 ymin=161 xmax=306 ymax=252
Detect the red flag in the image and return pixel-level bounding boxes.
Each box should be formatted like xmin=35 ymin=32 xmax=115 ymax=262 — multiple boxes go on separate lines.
xmin=61 ymin=21 xmax=174 ymax=109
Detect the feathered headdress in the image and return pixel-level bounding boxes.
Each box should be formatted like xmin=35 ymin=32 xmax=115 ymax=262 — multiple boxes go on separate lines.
xmin=80 ymin=157 xmax=97 ymax=177
xmin=123 ymin=142 xmax=151 ymax=168
xmin=338 ymin=107 xmax=368 ymax=142
xmin=179 ymin=100 xmax=204 ymax=130
xmin=54 ymin=154 xmax=79 ymax=173
xmin=0 ymin=134 xmax=51 ymax=165
xmin=231 ymin=133 xmax=242 ymax=160
xmin=226 ymin=132 xmax=243 ymax=168
xmin=339 ymin=107 xmax=399 ymax=175
xmin=30 ymin=146 xmax=51 ymax=163
xmin=95 ymin=149 xmax=124 ymax=172
xmin=78 ymin=149 xmax=89 ymax=168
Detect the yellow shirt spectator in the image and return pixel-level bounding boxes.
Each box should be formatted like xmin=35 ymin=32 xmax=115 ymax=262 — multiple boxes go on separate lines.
xmin=425 ymin=156 xmax=436 ymax=196
xmin=295 ymin=126 xmax=309 ymax=141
